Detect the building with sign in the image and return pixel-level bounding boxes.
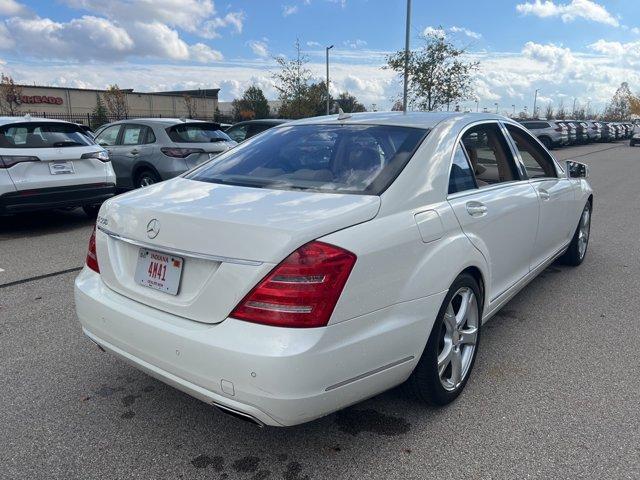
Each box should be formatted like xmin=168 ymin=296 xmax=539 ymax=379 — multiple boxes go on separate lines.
xmin=6 ymin=85 xmax=220 ymax=123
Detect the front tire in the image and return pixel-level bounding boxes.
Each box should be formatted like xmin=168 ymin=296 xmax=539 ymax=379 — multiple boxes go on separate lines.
xmin=539 ymin=136 xmax=553 ymax=149
xmin=406 ymin=273 xmax=482 ymax=406
xmin=559 ymin=201 xmax=591 ymax=266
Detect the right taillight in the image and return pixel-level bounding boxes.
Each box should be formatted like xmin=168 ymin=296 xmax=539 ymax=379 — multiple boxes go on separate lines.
xmin=160 ymin=147 xmax=204 ymax=158
xmin=230 ymin=241 xmax=357 ymax=328
xmin=86 ymin=226 xmax=100 ymax=273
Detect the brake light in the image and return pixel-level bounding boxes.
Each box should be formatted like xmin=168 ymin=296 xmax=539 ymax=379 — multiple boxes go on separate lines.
xmin=86 ymin=226 xmax=100 ymax=273
xmin=0 ymin=155 xmax=39 ymax=168
xmin=161 ymin=147 xmax=204 ymax=158
xmin=81 ymin=150 xmax=110 ymax=162
xmin=230 ymin=241 xmax=357 ymax=328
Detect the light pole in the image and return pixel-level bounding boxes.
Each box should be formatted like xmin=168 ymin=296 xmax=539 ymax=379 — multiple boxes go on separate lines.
xmin=402 ymin=0 xmax=412 ymax=113
xmin=572 ymin=98 xmax=577 ymax=115
xmin=325 ymin=45 xmax=334 ymax=115
xmin=512 ymin=104 xmax=516 ymax=116
xmin=533 ymin=88 xmax=539 ymax=119
xmin=475 ymin=98 xmax=479 ymax=112
xmin=494 ymin=102 xmax=499 ymax=114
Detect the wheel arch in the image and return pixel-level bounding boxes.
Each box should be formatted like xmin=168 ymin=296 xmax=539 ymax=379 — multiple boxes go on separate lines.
xmin=459 ymin=266 xmax=486 ymax=312
xmin=131 ymin=161 xmax=161 ymax=184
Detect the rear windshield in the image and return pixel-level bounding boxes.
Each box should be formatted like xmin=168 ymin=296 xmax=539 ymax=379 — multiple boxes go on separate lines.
xmin=167 ymin=123 xmax=232 ymax=143
xmin=186 ymin=124 xmax=428 ymax=195
xmin=0 ymin=122 xmax=94 ymax=148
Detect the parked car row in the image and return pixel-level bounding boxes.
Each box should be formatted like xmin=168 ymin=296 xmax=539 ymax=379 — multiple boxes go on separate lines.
xmin=518 ymin=119 xmax=636 ymax=149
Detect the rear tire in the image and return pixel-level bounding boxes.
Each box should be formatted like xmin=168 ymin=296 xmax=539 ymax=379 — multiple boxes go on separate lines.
xmin=559 ymin=201 xmax=591 ymax=266
xmin=405 ymin=273 xmax=482 ymax=406
xmin=539 ymin=136 xmax=553 ymax=149
xmin=135 ymin=169 xmax=160 ymax=188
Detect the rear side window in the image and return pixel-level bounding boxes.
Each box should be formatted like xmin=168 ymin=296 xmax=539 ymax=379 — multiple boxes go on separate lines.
xmin=448 ymin=142 xmax=477 ymax=194
xmin=226 ymin=125 xmax=248 ymax=143
xmin=187 ymin=124 xmax=428 ymax=195
xmin=461 ymin=123 xmax=518 ymax=187
xmin=506 ymin=125 xmax=557 ymax=179
xmin=167 ymin=123 xmax=232 ymax=143
xmin=0 ymin=122 xmax=94 ymax=148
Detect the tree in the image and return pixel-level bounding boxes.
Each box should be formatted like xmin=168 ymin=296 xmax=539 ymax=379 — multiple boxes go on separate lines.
xmin=335 ymin=91 xmax=366 ymax=113
xmin=271 ymin=39 xmax=314 ymax=119
xmin=604 ymin=82 xmax=634 ymax=121
xmin=103 ymin=84 xmax=129 ymax=120
xmin=231 ymin=85 xmax=270 ymax=121
xmin=385 ymin=29 xmax=479 ymax=111
xmin=391 ymin=100 xmax=404 ymax=111
xmin=183 ymin=94 xmax=198 ymax=118
xmin=90 ymin=93 xmax=109 ymax=129
xmin=556 ymin=100 xmax=566 ymax=120
xmin=0 ymin=73 xmax=22 ymax=115
xmin=544 ymin=103 xmax=554 ymax=120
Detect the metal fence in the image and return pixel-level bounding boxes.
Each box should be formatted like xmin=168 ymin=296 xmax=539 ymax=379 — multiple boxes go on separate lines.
xmin=7 ymin=111 xmax=235 ymax=128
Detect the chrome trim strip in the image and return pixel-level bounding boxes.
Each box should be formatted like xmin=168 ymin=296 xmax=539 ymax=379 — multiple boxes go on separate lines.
xmin=97 ymin=226 xmax=263 ymax=266
xmin=325 ymin=356 xmax=415 ymax=392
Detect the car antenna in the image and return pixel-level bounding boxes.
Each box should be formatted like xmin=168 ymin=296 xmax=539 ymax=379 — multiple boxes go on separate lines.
xmin=337 ymin=108 xmax=351 ymax=121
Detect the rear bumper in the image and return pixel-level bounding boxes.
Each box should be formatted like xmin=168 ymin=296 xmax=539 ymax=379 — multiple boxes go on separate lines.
xmin=0 ymin=182 xmax=116 ymax=214
xmin=74 ymin=268 xmax=443 ymax=426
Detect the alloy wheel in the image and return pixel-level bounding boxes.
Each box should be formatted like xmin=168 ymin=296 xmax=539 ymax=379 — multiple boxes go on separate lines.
xmin=578 ymin=205 xmax=591 ymax=260
xmin=437 ymin=287 xmax=479 ymax=391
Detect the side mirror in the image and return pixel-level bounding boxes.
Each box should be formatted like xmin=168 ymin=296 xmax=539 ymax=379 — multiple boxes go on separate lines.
xmin=566 ymin=160 xmax=588 ymax=179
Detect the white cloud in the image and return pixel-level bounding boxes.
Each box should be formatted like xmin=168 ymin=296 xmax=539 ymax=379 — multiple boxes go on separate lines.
xmin=201 ymin=11 xmax=244 ymax=39
xmin=282 ymin=5 xmax=298 ymax=16
xmin=343 ymin=39 xmax=367 ymax=49
xmin=423 ymin=26 xmax=446 ymax=37
xmin=449 ymin=26 xmax=482 ymax=39
xmin=0 ymin=15 xmax=222 ymax=63
xmin=522 ymin=41 xmax=576 ymax=70
xmin=516 ymin=0 xmax=619 ymax=27
xmin=307 ymin=41 xmax=321 ymax=47
xmin=0 ymin=0 xmax=29 ymax=17
xmin=248 ymin=40 xmax=269 ymax=58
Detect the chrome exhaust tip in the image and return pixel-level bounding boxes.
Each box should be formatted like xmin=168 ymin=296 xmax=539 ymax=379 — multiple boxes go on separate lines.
xmin=212 ymin=402 xmax=265 ymax=427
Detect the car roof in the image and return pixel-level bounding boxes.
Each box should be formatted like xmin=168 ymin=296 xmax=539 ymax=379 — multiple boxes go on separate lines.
xmin=282 ymin=111 xmax=508 ymax=129
xmin=230 ymin=119 xmax=290 ymax=127
xmin=0 ymin=116 xmax=76 ymax=127
xmin=105 ymin=118 xmax=216 ymax=127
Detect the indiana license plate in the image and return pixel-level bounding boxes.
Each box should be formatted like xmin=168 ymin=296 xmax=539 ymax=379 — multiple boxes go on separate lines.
xmin=134 ymin=248 xmax=184 ymax=295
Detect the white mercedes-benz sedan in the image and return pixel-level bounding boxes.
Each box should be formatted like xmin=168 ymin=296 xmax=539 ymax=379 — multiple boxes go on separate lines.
xmin=75 ymin=112 xmax=593 ymax=427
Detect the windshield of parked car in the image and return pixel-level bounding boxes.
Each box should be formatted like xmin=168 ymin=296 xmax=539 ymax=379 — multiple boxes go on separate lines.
xmin=167 ymin=123 xmax=232 ymax=143
xmin=186 ymin=124 xmax=428 ymax=195
xmin=0 ymin=122 xmax=94 ymax=148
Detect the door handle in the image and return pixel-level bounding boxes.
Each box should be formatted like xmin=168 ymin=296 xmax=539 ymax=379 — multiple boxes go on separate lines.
xmin=130 ymin=149 xmax=139 ymax=155
xmin=466 ymin=201 xmax=488 ymax=217
xmin=537 ymin=188 xmax=550 ymax=201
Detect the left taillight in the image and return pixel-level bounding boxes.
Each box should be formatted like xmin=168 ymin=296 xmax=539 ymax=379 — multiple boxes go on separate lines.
xmin=230 ymin=241 xmax=357 ymax=328
xmin=86 ymin=226 xmax=100 ymax=273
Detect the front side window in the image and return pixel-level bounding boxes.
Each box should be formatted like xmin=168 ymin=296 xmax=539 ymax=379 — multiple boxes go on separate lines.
xmin=0 ymin=122 xmax=94 ymax=148
xmin=506 ymin=124 xmax=557 ymax=179
xmin=95 ymin=125 xmax=121 ymax=146
xmin=167 ymin=122 xmax=231 ymax=143
xmin=448 ymin=142 xmax=477 ymax=194
xmin=187 ymin=124 xmax=428 ymax=195
xmin=461 ymin=123 xmax=518 ymax=187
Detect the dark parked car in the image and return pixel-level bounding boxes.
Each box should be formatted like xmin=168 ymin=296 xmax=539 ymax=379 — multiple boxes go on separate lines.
xmin=225 ymin=119 xmax=289 ymax=143
xmin=94 ymin=119 xmax=236 ymax=189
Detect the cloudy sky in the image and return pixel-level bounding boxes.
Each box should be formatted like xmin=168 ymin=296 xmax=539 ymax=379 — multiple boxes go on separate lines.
xmin=0 ymin=0 xmax=638 ymax=114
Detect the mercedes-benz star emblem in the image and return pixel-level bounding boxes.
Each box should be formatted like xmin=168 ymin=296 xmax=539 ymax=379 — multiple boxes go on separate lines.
xmin=146 ymin=219 xmax=160 ymax=239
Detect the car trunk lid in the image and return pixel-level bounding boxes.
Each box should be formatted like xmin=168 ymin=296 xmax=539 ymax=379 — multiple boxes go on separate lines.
xmin=96 ymin=177 xmax=379 ymax=324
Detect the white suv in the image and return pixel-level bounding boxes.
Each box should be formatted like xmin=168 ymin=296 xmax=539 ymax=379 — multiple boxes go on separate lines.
xmin=0 ymin=117 xmax=116 ymax=216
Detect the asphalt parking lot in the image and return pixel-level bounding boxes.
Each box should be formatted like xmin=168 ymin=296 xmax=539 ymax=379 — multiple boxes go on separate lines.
xmin=2 ymin=140 xmax=639 ymax=480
